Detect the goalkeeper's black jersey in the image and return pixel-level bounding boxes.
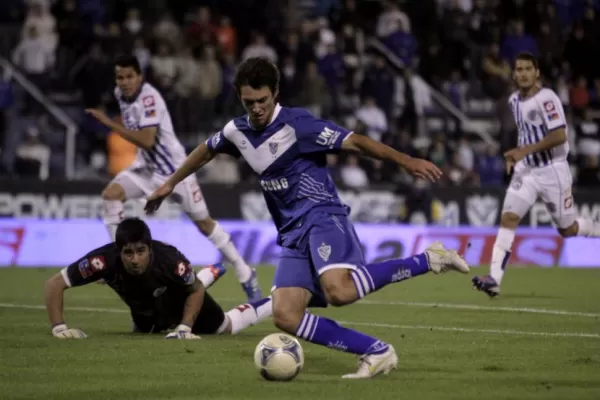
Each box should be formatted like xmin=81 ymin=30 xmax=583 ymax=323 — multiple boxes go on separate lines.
xmin=62 ymin=240 xmax=197 ymax=327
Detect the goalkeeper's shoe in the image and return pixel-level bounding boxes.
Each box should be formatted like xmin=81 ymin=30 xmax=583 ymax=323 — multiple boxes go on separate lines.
xmin=425 ymin=241 xmax=470 ymax=274
xmin=206 ymin=263 xmax=227 ymax=281
xmin=342 ymin=345 xmax=398 ymax=379
xmin=241 ymin=269 xmax=262 ymax=302
xmin=472 ymin=275 xmax=500 ymax=297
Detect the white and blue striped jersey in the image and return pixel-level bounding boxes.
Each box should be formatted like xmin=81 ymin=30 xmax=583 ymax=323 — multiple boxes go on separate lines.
xmin=508 ymin=87 xmax=569 ymax=168
xmin=115 ymin=83 xmax=186 ymax=176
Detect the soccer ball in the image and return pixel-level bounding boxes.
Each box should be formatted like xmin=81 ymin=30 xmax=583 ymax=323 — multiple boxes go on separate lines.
xmin=254 ymin=333 xmax=304 ymax=381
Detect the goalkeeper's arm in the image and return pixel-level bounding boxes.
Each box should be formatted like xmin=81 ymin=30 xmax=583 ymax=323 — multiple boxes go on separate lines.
xmin=44 ymin=272 xmax=87 ymax=339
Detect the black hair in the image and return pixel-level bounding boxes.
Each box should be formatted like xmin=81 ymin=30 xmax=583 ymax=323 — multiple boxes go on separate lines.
xmin=115 ymin=218 xmax=152 ymax=250
xmin=514 ymin=52 xmax=539 ymax=70
xmin=114 ymin=54 xmax=142 ymax=75
xmin=233 ymin=57 xmax=280 ymax=95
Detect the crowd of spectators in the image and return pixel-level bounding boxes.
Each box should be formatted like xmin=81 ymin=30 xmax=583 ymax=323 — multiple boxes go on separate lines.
xmin=1 ymin=0 xmax=600 ymax=189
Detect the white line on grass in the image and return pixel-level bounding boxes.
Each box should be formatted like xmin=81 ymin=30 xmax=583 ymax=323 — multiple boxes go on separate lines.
xmin=355 ymin=299 xmax=600 ymax=318
xmin=1 ymin=303 xmax=598 ymax=339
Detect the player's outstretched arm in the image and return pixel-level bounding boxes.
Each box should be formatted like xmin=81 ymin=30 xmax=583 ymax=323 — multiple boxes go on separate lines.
xmin=341 ymin=133 xmax=442 ymax=182
xmin=165 ymin=280 xmax=205 ymax=340
xmin=145 ymin=143 xmax=215 ymax=214
xmin=85 ymin=108 xmax=157 ymax=150
xmin=44 ymin=273 xmax=87 ymax=339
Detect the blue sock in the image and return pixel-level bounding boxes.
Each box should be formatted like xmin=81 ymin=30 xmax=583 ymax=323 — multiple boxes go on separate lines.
xmin=295 ymin=312 xmax=389 ymax=355
xmin=351 ymin=253 xmax=430 ymax=298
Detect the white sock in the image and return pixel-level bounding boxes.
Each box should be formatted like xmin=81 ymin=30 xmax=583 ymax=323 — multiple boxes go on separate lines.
xmin=103 ymin=200 xmax=124 ymax=241
xmin=196 ymin=267 xmax=218 ymax=288
xmin=576 ymin=217 xmax=600 ymax=237
xmin=207 ymin=222 xmax=252 ymax=283
xmin=490 ymin=227 xmax=515 ymax=285
xmin=225 ymin=297 xmax=272 ymax=335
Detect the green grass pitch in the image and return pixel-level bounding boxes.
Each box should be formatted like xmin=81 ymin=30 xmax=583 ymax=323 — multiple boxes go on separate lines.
xmin=0 ymin=266 xmax=599 ymax=400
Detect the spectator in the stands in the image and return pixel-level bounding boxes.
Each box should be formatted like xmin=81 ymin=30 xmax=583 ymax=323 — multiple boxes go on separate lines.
xmin=476 ymin=144 xmax=504 ymax=186
xmin=241 ymin=32 xmax=277 ymax=63
xmin=340 ymin=154 xmax=369 ymax=189
xmin=361 ymin=55 xmax=395 ymax=118
xmin=355 ymin=97 xmax=387 ymax=142
xmin=15 ymin=126 xmax=51 ymax=180
xmin=500 ymin=19 xmax=538 ymax=63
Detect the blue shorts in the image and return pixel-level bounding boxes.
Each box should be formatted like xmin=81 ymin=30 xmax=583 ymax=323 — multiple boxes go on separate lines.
xmin=272 ymin=212 xmax=365 ymax=307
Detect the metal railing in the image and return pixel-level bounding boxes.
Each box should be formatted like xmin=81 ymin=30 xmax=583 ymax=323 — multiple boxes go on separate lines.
xmin=0 ymin=57 xmax=78 ymax=179
xmin=368 ymin=37 xmax=498 ymax=146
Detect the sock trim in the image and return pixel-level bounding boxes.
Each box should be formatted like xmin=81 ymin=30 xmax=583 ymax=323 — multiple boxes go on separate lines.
xmin=350 ymin=268 xmax=373 ymax=298
xmin=296 ymin=313 xmax=318 ymax=341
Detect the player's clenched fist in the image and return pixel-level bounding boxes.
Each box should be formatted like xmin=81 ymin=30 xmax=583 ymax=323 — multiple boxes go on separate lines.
xmin=52 ymin=324 xmax=87 ymax=339
xmin=145 ymin=183 xmax=174 ymax=215
xmin=164 ymin=324 xmax=201 ymax=340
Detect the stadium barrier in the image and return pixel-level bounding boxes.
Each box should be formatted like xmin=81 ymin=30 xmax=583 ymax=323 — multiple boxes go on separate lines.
xmin=1 ymin=178 xmax=600 ymax=227
xmin=0 ymin=219 xmax=598 ymax=268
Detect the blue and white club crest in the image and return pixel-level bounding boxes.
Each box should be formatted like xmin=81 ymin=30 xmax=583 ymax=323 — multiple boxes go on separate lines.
xmin=318 ymin=242 xmax=331 ymax=262
xmin=269 ymin=142 xmax=278 ymax=155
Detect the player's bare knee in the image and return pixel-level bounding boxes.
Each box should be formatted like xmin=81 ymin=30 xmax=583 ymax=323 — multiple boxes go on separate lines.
xmin=101 ymin=184 xmax=126 ymax=202
xmin=500 ymin=212 xmax=520 ymax=229
xmin=194 ymin=218 xmax=216 ymax=236
xmin=320 ymin=270 xmax=355 ymax=306
xmin=557 ymin=222 xmax=578 ymax=238
xmin=272 ymin=304 xmax=303 ymax=333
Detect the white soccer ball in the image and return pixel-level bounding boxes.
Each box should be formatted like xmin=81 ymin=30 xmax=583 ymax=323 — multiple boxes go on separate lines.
xmin=254 ymin=333 xmax=304 ymax=381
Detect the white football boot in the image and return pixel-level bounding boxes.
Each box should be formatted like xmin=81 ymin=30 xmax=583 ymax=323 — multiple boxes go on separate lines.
xmin=425 ymin=241 xmax=470 ymax=274
xmin=342 ymin=345 xmax=398 ymax=379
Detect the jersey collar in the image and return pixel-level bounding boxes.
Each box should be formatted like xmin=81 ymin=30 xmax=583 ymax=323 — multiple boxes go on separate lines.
xmin=121 ymin=82 xmax=146 ymax=104
xmin=247 ymin=103 xmax=282 ymax=129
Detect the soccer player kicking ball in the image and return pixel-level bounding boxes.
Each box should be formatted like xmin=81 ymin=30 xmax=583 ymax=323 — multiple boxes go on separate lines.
xmin=145 ymin=57 xmax=470 ymax=379
xmin=85 ymin=55 xmax=261 ymax=302
xmin=472 ymin=52 xmax=600 ymax=298
xmin=44 ymin=218 xmax=272 ymax=339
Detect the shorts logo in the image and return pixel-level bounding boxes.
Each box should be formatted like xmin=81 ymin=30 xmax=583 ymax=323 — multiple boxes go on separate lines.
xmin=511 ymin=177 xmax=522 ymax=190
xmin=318 ymin=242 xmax=331 ymax=262
xmin=564 ymin=196 xmax=573 ymax=209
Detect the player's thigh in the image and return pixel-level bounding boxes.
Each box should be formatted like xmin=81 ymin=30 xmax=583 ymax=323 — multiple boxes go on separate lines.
xmin=273 ymin=247 xmax=326 ymax=308
xmin=191 ymin=292 xmax=227 ymax=334
xmin=308 ymin=214 xmax=364 ymax=292
xmin=105 ymin=168 xmax=153 ymax=201
xmin=502 ymin=172 xmax=539 ymax=219
xmin=537 ymin=163 xmax=576 ymax=229
xmin=172 ymin=175 xmax=211 ymax=221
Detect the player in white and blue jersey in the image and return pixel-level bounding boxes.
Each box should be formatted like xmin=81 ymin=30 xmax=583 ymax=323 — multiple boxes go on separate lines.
xmin=472 ymin=53 xmax=600 ymax=297
xmin=85 ymin=55 xmax=262 ymax=302
xmin=145 ymin=57 xmax=470 ymax=379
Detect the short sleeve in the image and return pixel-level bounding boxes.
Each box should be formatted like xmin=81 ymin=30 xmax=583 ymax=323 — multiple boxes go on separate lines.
xmin=139 ymin=94 xmax=161 ymax=128
xmin=205 ymin=130 xmax=241 ymax=158
xmin=62 ymin=253 xmax=111 ymax=288
xmin=538 ymin=91 xmax=566 ymax=132
xmin=160 ymin=246 xmax=196 ymax=288
xmin=295 ymin=114 xmax=353 ymax=154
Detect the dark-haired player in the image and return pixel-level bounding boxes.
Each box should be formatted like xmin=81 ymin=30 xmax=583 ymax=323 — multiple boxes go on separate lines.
xmin=44 ymin=218 xmax=272 ymax=339
xmin=145 ymin=57 xmax=470 ymax=378
xmin=84 ymin=55 xmax=262 ymax=301
xmin=472 ymin=52 xmax=600 ymax=297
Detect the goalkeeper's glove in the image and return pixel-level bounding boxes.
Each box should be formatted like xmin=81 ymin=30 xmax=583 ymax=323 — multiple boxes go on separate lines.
xmin=165 ymin=324 xmax=201 ymax=339
xmin=52 ymin=324 xmax=87 ymax=339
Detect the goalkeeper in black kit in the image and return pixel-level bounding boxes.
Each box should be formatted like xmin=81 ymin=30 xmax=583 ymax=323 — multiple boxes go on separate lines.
xmin=44 ymin=218 xmax=272 ymax=339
